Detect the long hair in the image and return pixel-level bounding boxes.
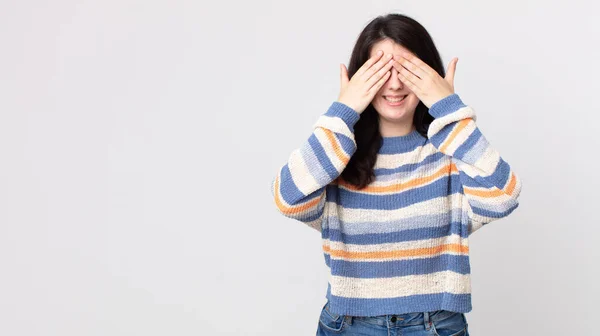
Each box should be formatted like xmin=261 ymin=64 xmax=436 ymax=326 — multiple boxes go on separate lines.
xmin=340 ymin=13 xmax=446 ymax=189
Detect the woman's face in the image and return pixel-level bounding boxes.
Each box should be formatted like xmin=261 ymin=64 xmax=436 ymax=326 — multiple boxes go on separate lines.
xmin=368 ymin=39 xmax=421 ymax=125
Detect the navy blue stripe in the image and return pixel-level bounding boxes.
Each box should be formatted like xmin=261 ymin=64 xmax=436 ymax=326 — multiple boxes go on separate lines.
xmin=326 ymin=292 xmax=472 ymax=316
xmin=471 ymin=201 xmax=519 ymax=219
xmin=326 ymin=253 xmax=471 ymax=278
xmin=278 ymin=164 xmax=324 ymax=203
xmin=428 ymin=93 xmax=466 ymax=118
xmin=323 ymin=221 xmax=469 ymax=244
xmin=333 ymin=175 xmax=463 ymax=210
xmin=458 ymin=158 xmax=511 ymax=190
xmin=307 ymin=132 xmax=338 ymax=180
xmin=324 ymin=101 xmax=360 ymax=129
xmin=335 ymin=132 xmax=356 ymax=157
xmin=452 ymin=127 xmax=482 ymax=160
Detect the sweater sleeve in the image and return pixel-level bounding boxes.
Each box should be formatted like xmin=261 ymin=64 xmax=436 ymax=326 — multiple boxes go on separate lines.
xmin=426 ymin=93 xmax=522 ymax=235
xmin=271 ymin=101 xmax=360 ymax=232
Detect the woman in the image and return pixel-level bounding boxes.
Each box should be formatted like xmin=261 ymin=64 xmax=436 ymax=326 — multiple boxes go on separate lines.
xmin=271 ymin=13 xmax=521 ymax=335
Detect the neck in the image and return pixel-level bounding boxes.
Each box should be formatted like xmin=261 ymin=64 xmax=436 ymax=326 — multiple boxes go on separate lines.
xmin=379 ymin=118 xmax=415 ymax=137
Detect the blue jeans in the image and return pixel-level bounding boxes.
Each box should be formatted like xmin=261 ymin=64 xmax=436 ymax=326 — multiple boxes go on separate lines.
xmin=317 ymin=300 xmax=469 ymax=336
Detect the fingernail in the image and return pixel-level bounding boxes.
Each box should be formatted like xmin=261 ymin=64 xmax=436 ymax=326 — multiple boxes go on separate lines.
xmin=377 ymin=50 xmax=383 ymax=56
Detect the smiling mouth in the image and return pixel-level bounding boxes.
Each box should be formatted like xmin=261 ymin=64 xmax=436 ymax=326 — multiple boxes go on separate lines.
xmin=383 ymin=95 xmax=407 ymax=103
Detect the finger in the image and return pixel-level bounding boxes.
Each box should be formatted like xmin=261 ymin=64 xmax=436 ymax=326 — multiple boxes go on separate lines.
xmin=397 ymin=52 xmax=435 ymax=78
xmin=393 ymin=55 xmax=427 ymax=80
xmin=396 ymin=68 xmax=419 ymax=93
xmin=340 ymin=63 xmax=349 ymax=88
xmin=395 ymin=62 xmax=421 ymax=88
xmin=390 ymin=58 xmax=413 ymax=79
xmin=365 ymin=58 xmax=394 ymax=90
xmin=369 ymin=70 xmax=392 ymax=95
xmin=444 ymin=57 xmax=458 ymax=85
xmin=360 ymin=53 xmax=392 ymax=85
xmin=354 ymin=50 xmax=384 ymax=78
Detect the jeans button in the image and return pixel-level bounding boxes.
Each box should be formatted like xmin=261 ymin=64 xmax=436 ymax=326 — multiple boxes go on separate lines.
xmin=391 ymin=316 xmax=397 ymax=322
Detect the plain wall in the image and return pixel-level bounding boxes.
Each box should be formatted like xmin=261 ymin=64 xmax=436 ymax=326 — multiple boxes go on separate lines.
xmin=0 ymin=0 xmax=598 ymax=335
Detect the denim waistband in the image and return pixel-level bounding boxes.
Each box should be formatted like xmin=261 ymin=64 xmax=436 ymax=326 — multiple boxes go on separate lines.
xmin=343 ymin=307 xmax=456 ymax=328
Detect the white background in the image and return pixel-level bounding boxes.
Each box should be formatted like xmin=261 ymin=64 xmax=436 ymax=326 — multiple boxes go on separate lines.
xmin=1 ymin=0 xmax=598 ymax=335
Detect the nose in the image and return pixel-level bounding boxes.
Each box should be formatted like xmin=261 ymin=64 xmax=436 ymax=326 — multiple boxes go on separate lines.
xmin=387 ymin=67 xmax=403 ymax=90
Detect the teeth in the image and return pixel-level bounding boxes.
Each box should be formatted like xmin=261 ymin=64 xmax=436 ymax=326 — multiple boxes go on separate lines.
xmin=384 ymin=96 xmax=405 ymax=102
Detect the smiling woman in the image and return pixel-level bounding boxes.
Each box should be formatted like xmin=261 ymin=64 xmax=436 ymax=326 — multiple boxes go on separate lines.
xmin=270 ymin=12 xmax=521 ymax=336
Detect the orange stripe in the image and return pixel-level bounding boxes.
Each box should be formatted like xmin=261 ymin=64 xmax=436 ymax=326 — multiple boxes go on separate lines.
xmin=506 ymin=172 xmax=517 ymax=196
xmin=323 ymin=243 xmax=469 ymax=259
xmin=338 ymin=163 xmax=459 ymax=193
xmin=463 ymin=171 xmax=518 ymax=198
xmin=321 ymin=128 xmax=351 ymax=165
xmin=464 ymin=187 xmax=505 ymax=198
xmin=273 ymin=175 xmax=324 ymax=215
xmin=440 ymin=118 xmax=472 ymax=153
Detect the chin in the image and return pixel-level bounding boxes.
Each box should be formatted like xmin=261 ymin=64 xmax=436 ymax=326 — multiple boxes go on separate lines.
xmin=381 ymin=110 xmax=413 ymax=122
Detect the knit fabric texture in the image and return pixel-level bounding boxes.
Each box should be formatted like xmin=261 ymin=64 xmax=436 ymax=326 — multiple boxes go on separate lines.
xmin=271 ymin=93 xmax=522 ymax=317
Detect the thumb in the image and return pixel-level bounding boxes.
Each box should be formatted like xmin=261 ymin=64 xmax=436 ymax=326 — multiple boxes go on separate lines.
xmin=445 ymin=57 xmax=458 ymax=86
xmin=340 ymin=63 xmax=349 ymax=88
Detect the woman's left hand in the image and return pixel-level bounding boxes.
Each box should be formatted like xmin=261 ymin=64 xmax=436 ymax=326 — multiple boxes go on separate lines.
xmin=392 ymin=52 xmax=458 ymax=108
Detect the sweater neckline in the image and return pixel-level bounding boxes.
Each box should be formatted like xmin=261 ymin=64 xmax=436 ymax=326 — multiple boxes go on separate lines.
xmin=379 ymin=129 xmax=426 ymax=154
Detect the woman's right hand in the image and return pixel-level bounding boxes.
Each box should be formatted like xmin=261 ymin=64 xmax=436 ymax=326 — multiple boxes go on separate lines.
xmin=337 ymin=50 xmax=394 ymax=114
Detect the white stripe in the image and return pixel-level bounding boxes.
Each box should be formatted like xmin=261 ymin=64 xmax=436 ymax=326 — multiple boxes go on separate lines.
xmin=313 ymin=114 xmax=355 ymax=139
xmin=325 ymin=233 xmax=467 ymax=259
xmin=376 ymin=158 xmax=448 ymax=183
xmin=324 ymin=194 xmax=465 ymax=232
xmin=287 ymin=148 xmax=322 ymax=197
xmin=442 ymin=121 xmax=476 ymax=156
xmin=374 ymin=143 xmax=439 ymax=169
xmin=454 ymin=146 xmax=501 ymax=179
xmin=427 ymin=106 xmax=476 ymax=137
xmin=372 ymin=156 xmax=451 ymax=187
xmin=330 ymin=270 xmax=472 ymax=298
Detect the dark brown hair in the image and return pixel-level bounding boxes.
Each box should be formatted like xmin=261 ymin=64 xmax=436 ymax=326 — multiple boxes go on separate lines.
xmin=340 ymin=13 xmax=446 ymax=189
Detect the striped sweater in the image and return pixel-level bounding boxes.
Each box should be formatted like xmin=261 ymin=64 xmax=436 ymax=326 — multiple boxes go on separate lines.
xmin=270 ymin=93 xmax=522 ymax=316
